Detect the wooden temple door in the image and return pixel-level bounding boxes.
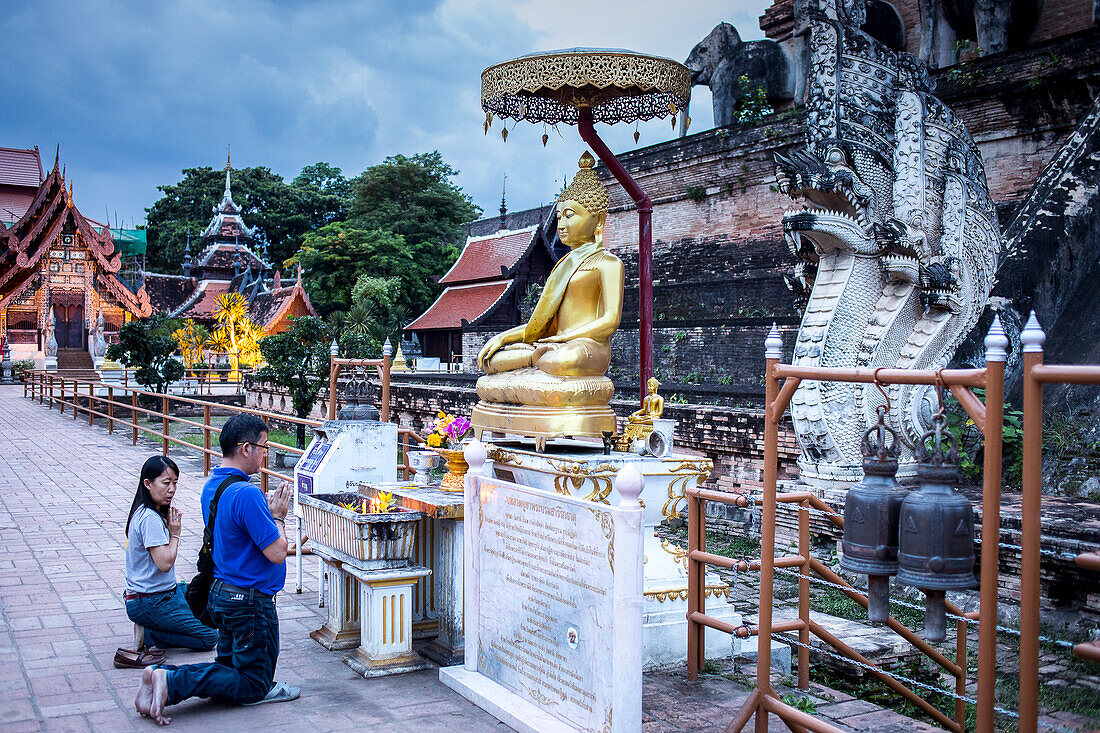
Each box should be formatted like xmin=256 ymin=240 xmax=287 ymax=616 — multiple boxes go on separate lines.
xmin=53 ymin=303 xmax=84 ymax=349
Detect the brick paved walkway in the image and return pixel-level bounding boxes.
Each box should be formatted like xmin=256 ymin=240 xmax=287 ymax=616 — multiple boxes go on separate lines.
xmin=0 ymin=384 xmax=949 ymax=732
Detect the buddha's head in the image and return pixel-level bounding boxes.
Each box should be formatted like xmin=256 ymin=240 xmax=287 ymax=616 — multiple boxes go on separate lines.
xmin=557 ymin=151 xmax=609 ymax=248
xmin=647 ymin=377 xmax=660 ymax=394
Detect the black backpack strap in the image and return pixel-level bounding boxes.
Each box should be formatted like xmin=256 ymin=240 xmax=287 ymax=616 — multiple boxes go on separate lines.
xmin=203 ymin=474 xmax=243 ymax=561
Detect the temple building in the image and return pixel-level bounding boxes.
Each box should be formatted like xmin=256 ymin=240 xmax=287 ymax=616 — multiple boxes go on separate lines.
xmin=0 ymin=146 xmax=152 ymax=365
xmin=406 ymin=205 xmax=557 ymax=365
xmin=142 ymin=159 xmax=317 ymax=333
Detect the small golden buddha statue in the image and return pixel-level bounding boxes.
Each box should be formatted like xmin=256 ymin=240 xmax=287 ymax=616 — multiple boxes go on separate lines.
xmin=472 ymin=152 xmax=624 ymax=449
xmin=616 ymin=377 xmax=664 ymax=450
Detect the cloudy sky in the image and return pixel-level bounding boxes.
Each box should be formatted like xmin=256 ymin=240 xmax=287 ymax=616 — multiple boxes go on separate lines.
xmin=3 ymin=0 xmax=771 ymax=228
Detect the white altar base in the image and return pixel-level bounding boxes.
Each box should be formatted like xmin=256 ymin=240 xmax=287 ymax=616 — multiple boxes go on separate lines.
xmin=485 ymin=439 xmax=742 ymax=669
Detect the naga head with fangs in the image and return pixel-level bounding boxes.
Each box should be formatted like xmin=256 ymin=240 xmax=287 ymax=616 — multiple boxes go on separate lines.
xmin=774 ymin=0 xmax=1001 ymax=484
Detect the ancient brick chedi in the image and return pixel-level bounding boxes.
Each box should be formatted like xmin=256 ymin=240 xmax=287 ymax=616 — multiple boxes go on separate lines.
xmin=775 ymin=0 xmax=1000 ymax=483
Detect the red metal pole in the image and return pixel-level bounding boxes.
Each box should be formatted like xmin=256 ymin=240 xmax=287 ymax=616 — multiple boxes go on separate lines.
xmin=576 ymin=109 xmax=653 ymax=406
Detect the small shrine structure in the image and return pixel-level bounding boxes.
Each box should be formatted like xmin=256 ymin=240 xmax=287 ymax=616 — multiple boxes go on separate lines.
xmin=0 ymin=146 xmax=152 ymax=363
xmin=143 ymin=157 xmax=317 ymax=334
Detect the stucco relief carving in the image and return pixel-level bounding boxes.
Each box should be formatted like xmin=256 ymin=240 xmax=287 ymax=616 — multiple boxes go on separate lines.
xmin=774 ymin=0 xmax=1001 ymax=483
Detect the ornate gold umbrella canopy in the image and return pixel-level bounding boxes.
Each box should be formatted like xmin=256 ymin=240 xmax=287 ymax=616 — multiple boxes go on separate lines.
xmin=481 ymin=47 xmax=691 ymax=126
xmin=480 ymin=48 xmax=691 ymax=405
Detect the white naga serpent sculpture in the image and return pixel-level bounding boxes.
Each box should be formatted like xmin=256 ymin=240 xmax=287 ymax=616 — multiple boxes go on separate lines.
xmin=774 ymin=0 xmax=1001 ymax=483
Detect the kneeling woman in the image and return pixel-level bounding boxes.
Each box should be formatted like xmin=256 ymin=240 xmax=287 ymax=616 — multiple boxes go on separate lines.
xmin=123 ymin=456 xmax=217 ymax=655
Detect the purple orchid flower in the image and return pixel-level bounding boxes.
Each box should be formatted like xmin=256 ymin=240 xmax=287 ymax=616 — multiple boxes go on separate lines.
xmin=448 ymin=415 xmax=472 ymax=443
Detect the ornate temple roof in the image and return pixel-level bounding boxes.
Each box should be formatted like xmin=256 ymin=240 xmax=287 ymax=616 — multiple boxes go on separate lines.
xmin=200 ymin=162 xmax=256 ymax=243
xmin=142 ymin=154 xmax=315 ymax=333
xmin=0 ymin=152 xmax=151 ymax=317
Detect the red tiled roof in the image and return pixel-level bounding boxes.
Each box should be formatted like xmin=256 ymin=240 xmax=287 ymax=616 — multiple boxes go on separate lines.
xmin=406 ymin=281 xmax=511 ymax=331
xmin=144 ymin=273 xmax=197 ymax=313
xmin=172 ymin=281 xmax=232 ymax=320
xmin=438 ymin=226 xmax=536 ymax=285
xmin=0 ymin=147 xmax=43 ymax=188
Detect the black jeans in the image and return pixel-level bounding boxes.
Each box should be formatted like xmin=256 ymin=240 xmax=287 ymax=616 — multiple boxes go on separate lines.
xmin=164 ymin=582 xmax=279 ymax=706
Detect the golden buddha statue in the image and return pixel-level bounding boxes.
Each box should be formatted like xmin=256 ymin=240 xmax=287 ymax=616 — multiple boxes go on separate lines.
xmin=472 ymin=152 xmax=624 ymax=449
xmin=616 ymin=377 xmax=664 ymax=450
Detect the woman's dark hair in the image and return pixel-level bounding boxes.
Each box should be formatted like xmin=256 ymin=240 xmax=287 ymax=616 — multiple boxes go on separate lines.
xmin=125 ymin=455 xmax=180 ymax=538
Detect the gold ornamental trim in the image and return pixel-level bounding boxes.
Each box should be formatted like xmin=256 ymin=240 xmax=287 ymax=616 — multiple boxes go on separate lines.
xmin=481 ymin=48 xmax=691 ymax=125
xmin=645 ymin=585 xmax=731 ymax=603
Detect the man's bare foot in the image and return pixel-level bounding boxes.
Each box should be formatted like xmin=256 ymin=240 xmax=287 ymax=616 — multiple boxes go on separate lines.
xmin=135 ymin=667 xmax=154 ymax=718
xmin=150 ymin=668 xmax=171 ymax=725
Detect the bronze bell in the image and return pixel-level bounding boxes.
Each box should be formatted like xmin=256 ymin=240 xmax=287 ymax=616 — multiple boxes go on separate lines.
xmin=840 ymin=408 xmax=908 ymax=622
xmin=897 ymin=418 xmax=977 ymax=642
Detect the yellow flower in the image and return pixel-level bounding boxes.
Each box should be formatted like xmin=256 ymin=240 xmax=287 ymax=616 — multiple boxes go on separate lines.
xmin=437 ymin=411 xmax=446 ymax=419
xmin=426 ymin=433 xmax=442 ymax=448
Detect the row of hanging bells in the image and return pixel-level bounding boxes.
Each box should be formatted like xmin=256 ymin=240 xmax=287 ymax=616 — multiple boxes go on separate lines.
xmin=839 ymin=401 xmax=976 ymax=642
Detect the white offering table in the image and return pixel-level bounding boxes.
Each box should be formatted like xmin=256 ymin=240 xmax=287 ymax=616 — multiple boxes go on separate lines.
xmin=353 ymin=481 xmax=465 ymax=666
xmin=486 ymin=439 xmax=742 ymax=670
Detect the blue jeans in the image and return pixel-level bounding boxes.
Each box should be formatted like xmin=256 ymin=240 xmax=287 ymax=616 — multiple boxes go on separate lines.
xmin=164 ymin=582 xmax=280 ymax=706
xmin=125 ymin=582 xmax=217 ymax=651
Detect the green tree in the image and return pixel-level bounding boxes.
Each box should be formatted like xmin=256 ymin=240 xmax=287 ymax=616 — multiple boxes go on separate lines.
xmin=106 ymin=312 xmax=185 ymax=393
xmin=346 ymin=151 xmax=481 ymax=316
xmin=146 ymin=163 xmax=352 ymax=273
xmin=254 ymin=316 xmax=332 ymax=448
xmin=294 ymin=223 xmax=411 ymax=315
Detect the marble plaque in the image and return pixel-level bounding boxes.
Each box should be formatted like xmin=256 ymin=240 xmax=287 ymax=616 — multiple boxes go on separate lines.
xmin=476 ymin=479 xmax=614 ymax=731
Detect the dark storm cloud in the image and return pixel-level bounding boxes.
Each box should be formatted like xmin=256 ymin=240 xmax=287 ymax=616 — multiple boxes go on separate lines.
xmin=0 ymin=0 xmax=765 ymax=225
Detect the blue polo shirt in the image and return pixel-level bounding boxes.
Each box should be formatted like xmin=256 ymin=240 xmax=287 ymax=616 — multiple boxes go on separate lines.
xmin=201 ymin=467 xmax=285 ymax=596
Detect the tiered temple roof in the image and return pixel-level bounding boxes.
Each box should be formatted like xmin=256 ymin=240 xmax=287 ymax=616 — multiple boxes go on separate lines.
xmin=142 ymin=159 xmax=315 ymax=333
xmin=0 ymin=149 xmax=151 ymax=317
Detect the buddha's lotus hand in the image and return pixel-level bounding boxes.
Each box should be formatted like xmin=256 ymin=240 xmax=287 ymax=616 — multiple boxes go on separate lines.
xmin=478 ymin=335 xmax=505 ymax=372
xmin=535 ymin=334 xmax=567 ymax=344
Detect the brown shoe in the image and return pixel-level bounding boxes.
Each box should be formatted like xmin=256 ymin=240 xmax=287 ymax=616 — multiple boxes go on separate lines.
xmin=114 ymin=647 xmax=167 ymax=669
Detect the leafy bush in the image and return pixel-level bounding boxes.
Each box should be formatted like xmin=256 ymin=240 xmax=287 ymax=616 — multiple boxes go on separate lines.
xmin=107 ymin=313 xmax=184 ymax=393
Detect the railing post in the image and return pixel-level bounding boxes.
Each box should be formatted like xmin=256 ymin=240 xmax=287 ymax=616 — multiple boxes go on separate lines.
xmin=73 ymin=379 xmax=80 ymax=420
xmin=382 ymin=338 xmax=392 ymax=423
xmin=1018 ymin=312 xmax=1046 ymax=733
xmin=955 ymin=617 xmax=968 ymax=731
xmin=327 ymin=340 xmax=339 ymax=420
xmin=107 ymin=386 xmax=114 ymax=434
xmin=59 ymin=378 xmax=65 ymax=414
xmin=687 ymin=491 xmax=702 ymax=678
xmin=132 ymin=391 xmax=138 ymax=445
xmin=162 ymin=395 xmax=169 ymax=456
xmin=757 ymin=324 xmax=784 ymax=725
xmin=977 ymin=316 xmax=1008 ymax=733
xmin=203 ymin=402 xmax=211 ymax=475
xmin=797 ymin=498 xmax=810 ymax=690
xmin=88 ymin=381 xmax=94 ymax=426
xmin=260 ymin=449 xmax=269 ymax=494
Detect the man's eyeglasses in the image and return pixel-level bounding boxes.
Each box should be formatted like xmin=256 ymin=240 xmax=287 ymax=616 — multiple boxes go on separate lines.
xmin=237 ymin=441 xmax=270 ymax=452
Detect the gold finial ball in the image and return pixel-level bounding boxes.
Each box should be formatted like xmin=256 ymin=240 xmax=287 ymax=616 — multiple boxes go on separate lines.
xmin=559 ymin=150 xmax=608 ymax=215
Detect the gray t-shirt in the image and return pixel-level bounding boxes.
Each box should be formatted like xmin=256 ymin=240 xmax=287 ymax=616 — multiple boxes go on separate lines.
xmin=125 ymin=505 xmax=176 ymax=594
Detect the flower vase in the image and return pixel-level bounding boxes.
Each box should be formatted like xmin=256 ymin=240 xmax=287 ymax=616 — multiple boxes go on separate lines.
xmin=432 ymin=447 xmax=468 ymax=492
